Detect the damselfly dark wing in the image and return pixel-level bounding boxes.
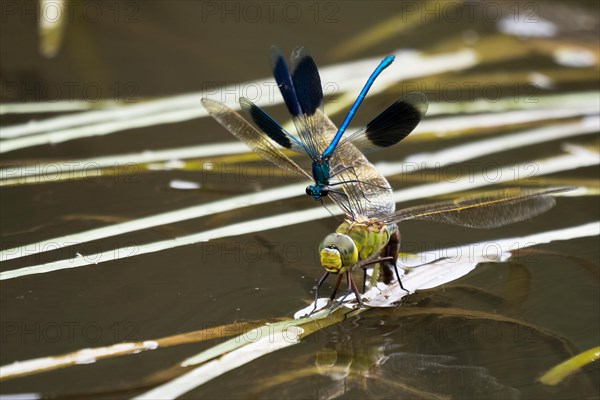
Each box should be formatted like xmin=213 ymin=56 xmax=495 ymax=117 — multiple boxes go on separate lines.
xmin=246 ymin=47 xmax=428 ymax=158
xmin=205 ymin=46 xmax=422 ymax=219
xmin=239 ymin=97 xmax=304 ymax=153
xmin=239 ymin=46 xmax=325 ymax=159
xmin=340 ymin=92 xmax=429 ymax=153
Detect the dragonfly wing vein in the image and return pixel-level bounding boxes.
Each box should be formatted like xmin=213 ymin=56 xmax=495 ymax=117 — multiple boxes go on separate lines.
xmin=201 ymin=98 xmax=311 ymax=180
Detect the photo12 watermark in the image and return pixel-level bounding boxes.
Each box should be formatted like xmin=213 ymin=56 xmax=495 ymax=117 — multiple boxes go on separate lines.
xmin=0 ymin=161 xmax=142 ymax=185
xmin=393 ymin=1 xmax=540 ymax=24
xmin=1 ymin=321 xmax=140 ymax=344
xmin=195 ymin=238 xmax=544 ymax=267
xmin=200 ymin=80 xmax=540 ymax=107
xmin=1 ymin=1 xmax=140 ymax=24
xmin=0 ymin=81 xmax=140 ymax=104
xmin=198 ymin=1 xmax=340 ymax=24
xmin=0 ymin=240 xmax=141 ymax=264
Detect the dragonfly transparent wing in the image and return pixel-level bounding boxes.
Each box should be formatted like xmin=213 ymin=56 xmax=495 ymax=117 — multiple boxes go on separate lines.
xmin=384 ymin=187 xmax=572 ymax=228
xmin=331 ymin=157 xmax=395 ymax=219
xmin=201 ymin=98 xmax=312 ymax=180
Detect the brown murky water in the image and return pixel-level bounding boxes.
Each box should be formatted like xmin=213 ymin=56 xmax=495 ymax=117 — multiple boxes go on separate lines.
xmin=1 ymin=1 xmax=599 ymax=399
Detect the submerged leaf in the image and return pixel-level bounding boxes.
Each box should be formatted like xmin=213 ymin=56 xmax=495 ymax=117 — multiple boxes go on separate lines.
xmin=539 ymin=346 xmax=600 ymax=385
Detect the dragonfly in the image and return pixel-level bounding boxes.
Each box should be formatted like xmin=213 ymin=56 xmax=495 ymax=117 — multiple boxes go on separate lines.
xmin=200 ymin=46 xmax=569 ymax=309
xmin=202 ymin=45 xmax=428 ymax=207
xmin=313 ymin=183 xmax=571 ymax=311
xmin=202 ymin=89 xmax=569 ymax=310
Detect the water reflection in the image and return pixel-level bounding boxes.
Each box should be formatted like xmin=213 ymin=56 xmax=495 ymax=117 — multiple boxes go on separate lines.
xmin=251 ymin=286 xmax=598 ymax=400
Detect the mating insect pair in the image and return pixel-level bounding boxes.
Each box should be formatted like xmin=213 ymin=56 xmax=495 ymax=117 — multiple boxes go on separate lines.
xmin=202 ymin=46 xmax=567 ymax=311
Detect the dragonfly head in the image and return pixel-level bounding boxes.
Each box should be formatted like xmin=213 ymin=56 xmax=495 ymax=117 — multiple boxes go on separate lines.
xmin=319 ymin=233 xmax=358 ymax=274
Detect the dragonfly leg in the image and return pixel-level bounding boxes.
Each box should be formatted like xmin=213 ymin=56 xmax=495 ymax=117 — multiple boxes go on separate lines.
xmin=310 ymin=271 xmax=330 ymax=315
xmin=330 ymin=178 xmax=390 ymax=193
xmin=357 ymin=256 xmax=394 ymax=292
xmin=358 ymin=256 xmax=393 ymax=270
xmin=328 ymin=179 xmax=387 ymax=209
xmin=349 ymin=273 xmax=364 ymax=308
xmin=328 ymin=271 xmax=356 ymax=310
xmin=319 ymin=198 xmax=340 ymax=221
xmin=325 ymin=189 xmax=353 ymax=216
xmin=383 ymin=225 xmax=410 ymax=294
xmin=329 ymin=273 xmax=344 ymax=300
xmin=333 ymin=271 xmax=365 ymax=309
xmin=328 ymin=164 xmax=355 ymax=179
xmin=330 ymin=165 xmax=389 ymax=192
xmin=392 ymin=264 xmax=410 ymax=293
xmin=329 ymin=164 xmax=391 ymax=205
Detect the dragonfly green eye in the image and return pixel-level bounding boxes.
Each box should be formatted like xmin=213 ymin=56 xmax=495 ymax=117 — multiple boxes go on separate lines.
xmin=319 ymin=233 xmax=358 ymax=274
